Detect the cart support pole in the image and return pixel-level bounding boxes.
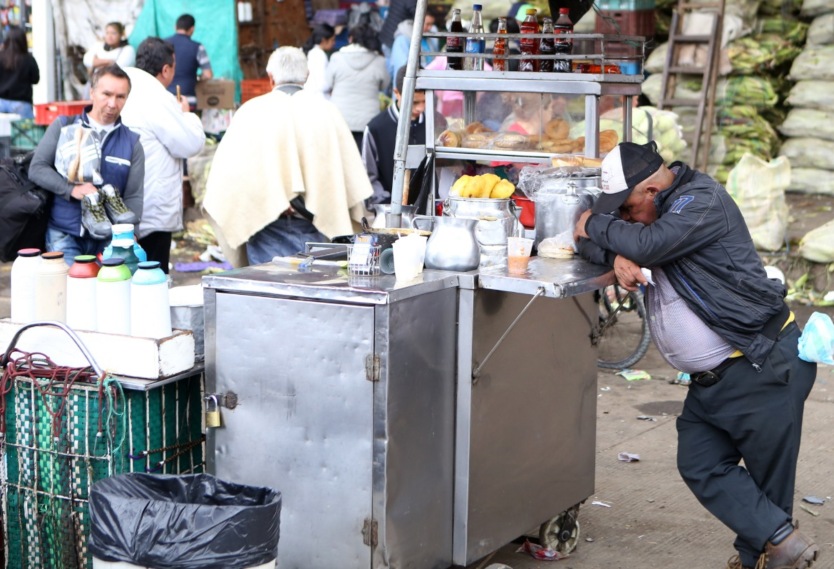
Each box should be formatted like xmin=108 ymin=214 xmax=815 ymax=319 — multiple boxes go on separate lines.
xmin=388 ymin=0 xmax=428 ymax=228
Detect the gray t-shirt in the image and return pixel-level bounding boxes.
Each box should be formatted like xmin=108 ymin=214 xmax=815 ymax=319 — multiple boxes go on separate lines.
xmin=646 ymin=267 xmax=736 ymax=374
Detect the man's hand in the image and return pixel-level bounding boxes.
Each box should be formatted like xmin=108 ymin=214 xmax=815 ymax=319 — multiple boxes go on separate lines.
xmin=614 ymin=255 xmax=647 ymax=291
xmin=179 ymin=97 xmax=191 ymax=113
xmin=574 ymin=209 xmax=592 ymax=241
xmin=70 ymin=183 xmax=98 ymax=201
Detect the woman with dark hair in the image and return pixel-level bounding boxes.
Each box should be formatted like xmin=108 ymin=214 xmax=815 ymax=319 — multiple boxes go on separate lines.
xmin=0 ymin=26 xmax=40 ymax=119
xmin=324 ymin=23 xmax=390 ymax=148
xmin=83 ymin=22 xmax=136 ymax=75
xmin=302 ymin=23 xmax=335 ymax=96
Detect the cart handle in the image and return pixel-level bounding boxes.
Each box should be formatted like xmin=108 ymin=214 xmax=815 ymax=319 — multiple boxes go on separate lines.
xmin=1 ymin=321 xmax=105 ymax=378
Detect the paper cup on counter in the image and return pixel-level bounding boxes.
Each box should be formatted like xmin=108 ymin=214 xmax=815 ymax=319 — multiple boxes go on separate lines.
xmin=393 ymin=237 xmax=422 ymax=281
xmin=507 ymin=236 xmax=534 ymax=275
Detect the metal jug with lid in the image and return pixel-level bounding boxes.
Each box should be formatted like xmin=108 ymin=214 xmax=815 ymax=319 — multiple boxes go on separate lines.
xmin=412 ymin=216 xmax=480 ymax=272
xmin=534 ymin=181 xmax=595 ymax=246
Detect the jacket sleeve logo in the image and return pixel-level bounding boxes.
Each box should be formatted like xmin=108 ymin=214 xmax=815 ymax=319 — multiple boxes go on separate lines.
xmin=669 ymin=195 xmax=694 ymax=214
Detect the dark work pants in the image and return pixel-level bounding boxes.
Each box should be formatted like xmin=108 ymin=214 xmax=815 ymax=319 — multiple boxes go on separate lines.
xmin=676 ymin=323 xmax=816 ymax=567
xmin=138 ymin=231 xmax=172 ymax=274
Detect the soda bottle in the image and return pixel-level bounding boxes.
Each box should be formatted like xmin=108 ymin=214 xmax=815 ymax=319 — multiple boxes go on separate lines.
xmin=519 ymin=8 xmax=539 ymax=72
xmin=446 ymin=8 xmax=464 ymax=70
xmin=539 ymin=17 xmax=555 ymax=72
xmin=554 ymin=7 xmax=573 ymax=73
xmin=492 ymin=17 xmax=508 ymax=71
xmin=464 ymin=4 xmax=485 ymax=71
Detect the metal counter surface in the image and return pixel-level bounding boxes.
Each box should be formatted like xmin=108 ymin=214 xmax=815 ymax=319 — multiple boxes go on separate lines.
xmin=202 ymin=262 xmax=461 ymax=305
xmin=202 ymin=256 xmax=614 ymax=301
xmin=476 ymin=256 xmax=615 ymax=297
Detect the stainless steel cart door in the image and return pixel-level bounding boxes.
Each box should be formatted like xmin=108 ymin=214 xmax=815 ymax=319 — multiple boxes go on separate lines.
xmin=211 ymin=293 xmax=375 ymax=569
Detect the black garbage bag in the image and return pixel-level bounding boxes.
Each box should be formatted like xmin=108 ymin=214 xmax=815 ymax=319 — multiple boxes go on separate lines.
xmin=88 ymin=473 xmax=281 ymax=569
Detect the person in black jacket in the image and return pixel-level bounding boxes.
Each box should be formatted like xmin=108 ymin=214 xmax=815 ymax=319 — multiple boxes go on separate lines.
xmin=0 ymin=26 xmax=40 ymax=119
xmin=360 ymin=65 xmax=426 ymax=205
xmin=574 ymin=141 xmax=819 ymax=569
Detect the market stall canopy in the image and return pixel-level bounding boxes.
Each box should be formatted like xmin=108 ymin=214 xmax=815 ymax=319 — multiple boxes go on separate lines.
xmin=129 ymin=0 xmax=243 ymax=93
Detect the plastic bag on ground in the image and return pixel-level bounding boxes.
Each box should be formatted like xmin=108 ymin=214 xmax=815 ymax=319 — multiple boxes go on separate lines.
xmin=798 ymin=312 xmax=834 ymax=365
xmin=798 ymin=219 xmax=834 ymax=262
xmin=88 ymin=473 xmax=281 ymax=569
xmin=725 ymin=153 xmax=790 ymax=252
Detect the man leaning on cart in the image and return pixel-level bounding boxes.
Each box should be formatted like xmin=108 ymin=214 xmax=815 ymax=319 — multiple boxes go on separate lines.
xmin=574 ymin=141 xmax=819 ymax=569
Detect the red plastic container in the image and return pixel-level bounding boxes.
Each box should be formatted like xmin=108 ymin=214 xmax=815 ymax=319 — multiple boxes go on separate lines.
xmin=512 ymin=196 xmax=536 ymax=229
xmin=34 ymin=101 xmax=90 ymax=126
xmin=241 ymin=78 xmax=272 ymax=103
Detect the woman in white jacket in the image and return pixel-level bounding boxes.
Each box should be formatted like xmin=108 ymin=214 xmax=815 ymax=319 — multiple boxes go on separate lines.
xmin=302 ymin=24 xmax=335 ymax=96
xmin=83 ymin=22 xmax=135 ymax=75
xmin=324 ymin=23 xmax=390 ymax=149
xmin=120 ymin=37 xmax=205 ymax=272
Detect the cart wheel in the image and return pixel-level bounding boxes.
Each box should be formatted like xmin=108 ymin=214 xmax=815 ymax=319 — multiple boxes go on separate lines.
xmin=539 ymin=505 xmax=580 ymax=554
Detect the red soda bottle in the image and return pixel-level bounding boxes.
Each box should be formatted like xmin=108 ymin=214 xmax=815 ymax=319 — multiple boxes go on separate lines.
xmin=519 ymin=8 xmax=539 ymax=72
xmin=492 ymin=16 xmax=508 ymax=71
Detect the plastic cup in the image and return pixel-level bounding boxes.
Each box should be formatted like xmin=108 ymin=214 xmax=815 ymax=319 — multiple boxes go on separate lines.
xmin=393 ymin=238 xmax=421 ymax=281
xmin=507 ymin=236 xmax=534 ymax=275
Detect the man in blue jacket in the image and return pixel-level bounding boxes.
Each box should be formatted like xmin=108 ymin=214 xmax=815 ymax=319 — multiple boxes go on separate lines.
xmin=574 ymin=141 xmax=819 ymax=569
xmin=165 ymin=14 xmax=213 ymax=108
xmin=29 ymin=63 xmax=144 ymax=263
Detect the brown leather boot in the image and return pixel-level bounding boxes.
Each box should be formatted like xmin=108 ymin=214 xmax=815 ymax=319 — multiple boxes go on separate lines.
xmin=761 ymin=528 xmax=819 ymax=569
xmin=727 ymin=553 xmax=765 ymax=569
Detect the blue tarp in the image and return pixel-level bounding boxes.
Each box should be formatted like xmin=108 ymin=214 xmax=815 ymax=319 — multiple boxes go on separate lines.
xmin=128 ymin=0 xmax=243 ymax=99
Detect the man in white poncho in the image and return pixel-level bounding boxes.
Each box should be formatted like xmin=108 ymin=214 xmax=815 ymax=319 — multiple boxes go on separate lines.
xmin=203 ymin=47 xmax=371 ymax=267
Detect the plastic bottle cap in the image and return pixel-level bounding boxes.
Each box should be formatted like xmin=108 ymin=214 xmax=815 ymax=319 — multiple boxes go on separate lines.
xmin=101 ymin=258 xmax=125 ymax=267
xmin=41 ymin=251 xmax=64 ymax=260
xmin=560 ymin=7 xmax=570 ymax=13
xmin=473 ymin=4 xmax=482 ymax=10
xmin=73 ymin=255 xmax=97 ymax=263
xmin=137 ymin=261 xmax=161 ymax=270
xmin=111 ymin=223 xmax=134 ymax=233
xmin=526 ymin=8 xmax=537 ymax=15
xmin=17 ymin=248 xmax=40 ymax=257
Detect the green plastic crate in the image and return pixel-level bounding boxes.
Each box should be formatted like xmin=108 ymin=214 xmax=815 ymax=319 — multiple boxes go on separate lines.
xmin=10 ymin=119 xmax=46 ymax=152
xmin=1 ymin=372 xmax=204 ymax=569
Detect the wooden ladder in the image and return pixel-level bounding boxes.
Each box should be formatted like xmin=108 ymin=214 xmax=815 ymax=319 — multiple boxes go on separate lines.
xmin=658 ymin=0 xmax=725 ymax=170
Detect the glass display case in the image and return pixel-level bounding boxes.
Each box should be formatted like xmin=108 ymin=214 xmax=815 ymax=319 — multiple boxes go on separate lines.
xmin=418 ymin=68 xmax=644 ymax=164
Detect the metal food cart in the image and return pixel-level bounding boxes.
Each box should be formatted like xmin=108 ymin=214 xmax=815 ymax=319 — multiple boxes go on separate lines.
xmin=203 ymin=257 xmax=612 ymax=569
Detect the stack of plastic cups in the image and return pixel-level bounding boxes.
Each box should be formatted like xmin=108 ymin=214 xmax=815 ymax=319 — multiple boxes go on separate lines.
xmin=131 ymin=261 xmax=172 ymax=338
xmin=97 ymin=258 xmax=131 ymax=335
xmin=10 ymin=248 xmax=41 ymax=323
xmin=66 ymin=255 xmax=100 ymax=331
xmin=34 ymin=251 xmax=68 ymax=322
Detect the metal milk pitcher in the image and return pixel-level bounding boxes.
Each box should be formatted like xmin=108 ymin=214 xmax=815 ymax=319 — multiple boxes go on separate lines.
xmin=443 ymin=197 xmax=520 ymax=268
xmin=412 ymin=216 xmax=480 ymax=272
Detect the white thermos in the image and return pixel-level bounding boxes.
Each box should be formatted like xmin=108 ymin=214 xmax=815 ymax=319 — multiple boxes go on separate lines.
xmin=10 ymin=248 xmax=41 ymax=323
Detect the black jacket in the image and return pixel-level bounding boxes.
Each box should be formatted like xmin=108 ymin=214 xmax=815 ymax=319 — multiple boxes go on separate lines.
xmin=0 ymin=53 xmax=39 ymax=104
xmin=580 ymin=163 xmax=786 ymax=367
